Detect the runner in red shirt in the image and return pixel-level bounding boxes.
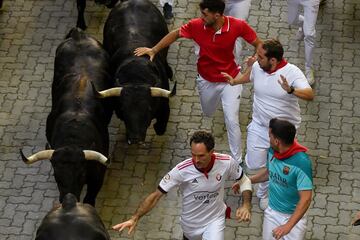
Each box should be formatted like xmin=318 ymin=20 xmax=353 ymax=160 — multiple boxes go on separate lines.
xmin=135 ymin=0 xmax=262 ymax=165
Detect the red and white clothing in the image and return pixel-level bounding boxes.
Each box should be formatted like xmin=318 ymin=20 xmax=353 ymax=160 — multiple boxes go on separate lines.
xmin=245 ymin=61 xmax=311 ymax=199
xmin=180 ymin=16 xmax=257 ymax=83
xmin=158 ymin=153 xmax=243 ymax=239
xmin=179 ymin=17 xmax=257 ymax=163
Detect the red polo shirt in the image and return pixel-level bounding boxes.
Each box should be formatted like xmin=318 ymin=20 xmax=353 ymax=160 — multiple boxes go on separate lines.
xmin=179 ymin=16 xmax=257 ymax=82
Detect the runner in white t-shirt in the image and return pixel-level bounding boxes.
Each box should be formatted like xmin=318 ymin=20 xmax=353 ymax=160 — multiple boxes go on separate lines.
xmin=222 ymin=39 xmax=314 ymax=211
xmin=112 ymin=131 xmax=253 ymax=240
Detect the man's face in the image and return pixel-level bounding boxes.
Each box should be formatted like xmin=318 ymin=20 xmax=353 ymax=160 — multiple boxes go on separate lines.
xmin=200 ymin=8 xmax=219 ymax=27
xmin=191 ymin=142 xmax=213 ymax=169
xmin=257 ymin=45 xmax=272 ymax=72
xmin=268 ymin=129 xmax=279 ymax=151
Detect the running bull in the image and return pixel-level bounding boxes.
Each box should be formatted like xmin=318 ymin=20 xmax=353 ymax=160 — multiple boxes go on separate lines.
xmin=94 ymin=0 xmax=175 ymax=145
xmin=20 ymin=28 xmax=113 ymax=206
xmin=35 ymin=193 xmax=110 ymax=240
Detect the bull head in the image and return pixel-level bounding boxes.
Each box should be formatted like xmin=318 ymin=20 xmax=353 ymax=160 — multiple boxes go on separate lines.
xmin=91 ymin=81 xmax=176 ymax=98
xmin=20 ymin=149 xmax=109 ymax=166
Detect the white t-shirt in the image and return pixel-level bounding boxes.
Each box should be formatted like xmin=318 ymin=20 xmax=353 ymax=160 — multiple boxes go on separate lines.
xmin=158 ymin=153 xmax=243 ymax=229
xmin=250 ymin=61 xmax=310 ymax=128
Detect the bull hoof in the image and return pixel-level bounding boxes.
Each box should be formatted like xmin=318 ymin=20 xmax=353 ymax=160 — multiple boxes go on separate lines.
xmin=154 ymin=122 xmax=166 ymax=135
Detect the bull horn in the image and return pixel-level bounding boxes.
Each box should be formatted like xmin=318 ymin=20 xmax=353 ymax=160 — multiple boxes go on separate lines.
xmin=83 ymin=150 xmax=108 ymax=166
xmin=150 ymin=87 xmax=171 ymax=98
xmin=91 ymin=81 xmax=122 ymax=98
xmin=20 ymin=149 xmax=54 ymax=164
xmin=150 ymin=81 xmax=177 ymax=98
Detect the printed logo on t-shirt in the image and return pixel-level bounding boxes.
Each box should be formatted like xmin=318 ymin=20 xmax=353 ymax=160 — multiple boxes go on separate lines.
xmin=216 ymin=173 xmax=222 ymax=181
xmin=192 ymin=178 xmax=198 ymax=184
xmin=162 ymin=174 xmax=171 ymax=184
xmin=283 ymin=166 xmax=290 ymax=175
xmin=193 ymin=191 xmax=219 ymax=203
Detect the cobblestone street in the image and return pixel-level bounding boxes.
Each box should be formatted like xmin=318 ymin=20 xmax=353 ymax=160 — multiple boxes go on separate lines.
xmin=0 ymin=0 xmax=360 ymax=239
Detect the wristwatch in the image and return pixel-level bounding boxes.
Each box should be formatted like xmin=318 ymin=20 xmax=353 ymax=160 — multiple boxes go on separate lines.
xmin=287 ymin=86 xmax=295 ymax=94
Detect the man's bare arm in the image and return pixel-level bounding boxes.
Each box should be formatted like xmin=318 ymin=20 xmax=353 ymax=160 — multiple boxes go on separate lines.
xmin=134 ymin=29 xmax=180 ymax=61
xmin=272 ymin=190 xmax=312 ymax=239
xmin=112 ymin=189 xmax=164 ymax=235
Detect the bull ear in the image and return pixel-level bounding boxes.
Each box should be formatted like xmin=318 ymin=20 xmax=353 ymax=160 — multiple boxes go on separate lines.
xmin=20 ymin=149 xmax=54 ymax=164
xmin=169 ymin=81 xmax=176 ymax=97
xmin=83 ymin=150 xmax=109 ymax=166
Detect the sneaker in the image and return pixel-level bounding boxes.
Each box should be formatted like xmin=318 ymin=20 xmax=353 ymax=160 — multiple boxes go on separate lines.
xmin=259 ymin=197 xmax=269 ymax=211
xmin=305 ymin=68 xmax=315 ymax=86
xmin=296 ymin=27 xmax=304 ymax=41
xmin=163 ymin=3 xmax=174 ymax=20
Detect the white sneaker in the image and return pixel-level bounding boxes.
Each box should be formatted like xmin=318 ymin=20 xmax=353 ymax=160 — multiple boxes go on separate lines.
xmin=259 ymin=197 xmax=269 ymax=211
xmin=296 ymin=27 xmax=304 ymax=41
xmin=305 ymin=68 xmax=315 ymax=86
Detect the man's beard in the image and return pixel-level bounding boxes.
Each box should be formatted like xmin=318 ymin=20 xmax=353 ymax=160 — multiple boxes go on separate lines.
xmin=260 ymin=62 xmax=272 ymax=72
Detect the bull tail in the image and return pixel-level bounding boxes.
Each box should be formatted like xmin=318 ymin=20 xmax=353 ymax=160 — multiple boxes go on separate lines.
xmin=62 ymin=193 xmax=77 ymax=211
xmin=65 ymin=27 xmax=85 ymax=41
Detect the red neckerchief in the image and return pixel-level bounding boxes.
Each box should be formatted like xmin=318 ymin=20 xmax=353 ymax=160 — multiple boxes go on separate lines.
xmin=266 ymin=58 xmax=288 ymax=74
xmin=193 ymin=154 xmax=215 ymax=179
xmin=273 ymin=140 xmax=308 ymax=160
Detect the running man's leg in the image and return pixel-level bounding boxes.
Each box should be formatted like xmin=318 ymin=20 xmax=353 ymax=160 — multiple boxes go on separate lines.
xmin=301 ymin=0 xmax=320 ymax=70
xmin=196 ymin=75 xmax=222 ymax=117
xmin=245 ymin=121 xmax=270 ymax=204
xmin=221 ymin=83 xmax=243 ymax=163
xmin=202 ymin=215 xmax=225 ymax=240
xmin=287 ymin=0 xmax=301 ymax=25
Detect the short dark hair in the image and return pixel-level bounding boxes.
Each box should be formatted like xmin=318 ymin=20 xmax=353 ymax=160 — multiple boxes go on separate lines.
xmin=269 ymin=118 xmax=296 ymax=145
xmin=190 ymin=131 xmax=215 ymax=152
xmin=199 ymin=0 xmax=225 ymax=14
xmin=262 ymin=39 xmax=284 ymax=62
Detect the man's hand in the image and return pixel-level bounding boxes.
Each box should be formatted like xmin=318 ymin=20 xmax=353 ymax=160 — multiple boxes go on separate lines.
xmin=231 ymin=181 xmax=240 ymax=194
xmin=221 ymin=72 xmax=237 ymax=86
xmin=134 ymin=47 xmax=156 ymax=61
xmin=244 ymin=55 xmax=257 ymax=67
xmin=277 ymin=74 xmax=291 ymax=93
xmin=272 ymin=223 xmax=292 ymax=240
xmin=236 ymin=205 xmax=251 ymax=222
xmin=352 ymin=211 xmax=360 ymax=226
xmin=112 ymin=217 xmax=138 ymax=235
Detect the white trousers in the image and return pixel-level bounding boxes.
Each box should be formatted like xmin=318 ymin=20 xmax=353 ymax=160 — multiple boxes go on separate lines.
xmin=196 ymin=75 xmax=243 ymax=163
xmin=263 ymin=207 xmax=307 ymax=240
xmin=224 ymin=0 xmax=252 ymax=64
xmin=287 ymin=0 xmax=320 ymax=69
xmin=244 ymin=121 xmax=269 ymax=198
xmin=160 ymin=0 xmax=172 ymax=7
xmin=182 ymin=215 xmax=225 ymax=240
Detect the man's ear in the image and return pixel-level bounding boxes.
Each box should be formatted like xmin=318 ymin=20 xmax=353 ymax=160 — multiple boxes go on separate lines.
xmin=270 ymin=57 xmax=278 ymax=66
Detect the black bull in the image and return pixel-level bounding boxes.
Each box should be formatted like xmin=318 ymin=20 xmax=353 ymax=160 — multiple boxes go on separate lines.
xmin=35 ymin=193 xmax=110 ymax=240
xmin=96 ymin=0 xmax=175 ymax=145
xmin=21 ymin=28 xmax=113 ymax=206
